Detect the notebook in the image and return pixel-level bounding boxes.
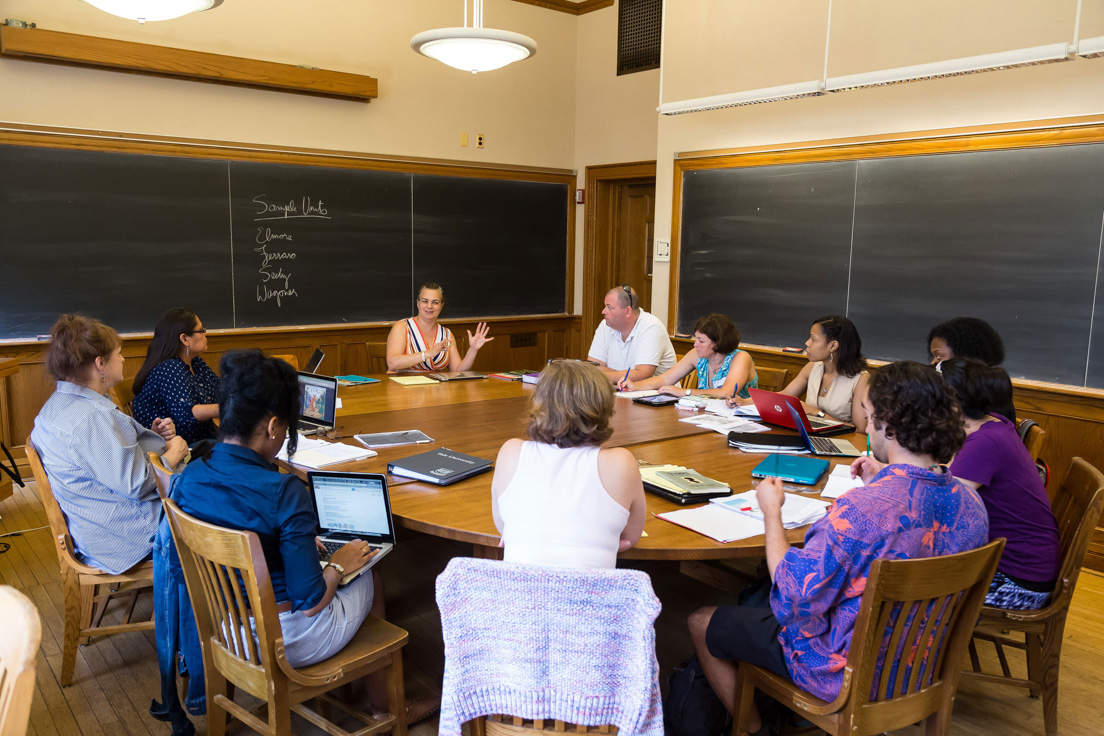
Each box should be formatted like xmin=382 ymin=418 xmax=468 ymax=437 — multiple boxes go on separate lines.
xmin=386 ymin=447 xmax=493 ymax=485
xmin=749 ymin=388 xmax=854 ymax=435
xmin=308 ymin=471 xmax=395 ymax=586
xmin=390 ymin=375 xmax=439 ymax=386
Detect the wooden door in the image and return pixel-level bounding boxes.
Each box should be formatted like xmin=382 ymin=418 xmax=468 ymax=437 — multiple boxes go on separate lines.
xmin=614 ymin=183 xmax=656 ymax=311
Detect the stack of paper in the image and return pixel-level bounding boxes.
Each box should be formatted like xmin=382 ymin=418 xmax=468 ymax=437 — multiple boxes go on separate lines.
xmin=821 ymin=464 xmax=863 ymax=499
xmin=713 ymin=490 xmax=830 ymax=528
xmin=390 ymin=375 xmax=438 ymax=386
xmin=278 ymin=437 xmax=377 ymax=469
xmin=615 ymin=389 xmax=660 ymax=399
xmin=679 ymin=413 xmax=768 ymax=435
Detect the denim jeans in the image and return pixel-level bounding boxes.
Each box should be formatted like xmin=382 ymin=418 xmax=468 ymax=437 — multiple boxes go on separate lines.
xmin=151 ymin=519 xmax=205 ymax=734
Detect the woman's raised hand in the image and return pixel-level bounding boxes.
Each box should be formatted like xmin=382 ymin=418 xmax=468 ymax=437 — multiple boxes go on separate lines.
xmin=467 ymin=322 xmax=494 ymax=351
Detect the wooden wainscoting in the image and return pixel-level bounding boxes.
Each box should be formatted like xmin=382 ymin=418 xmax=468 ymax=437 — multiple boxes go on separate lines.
xmin=0 ymin=314 xmax=583 ymax=462
xmin=675 ymin=338 xmax=1104 ymax=573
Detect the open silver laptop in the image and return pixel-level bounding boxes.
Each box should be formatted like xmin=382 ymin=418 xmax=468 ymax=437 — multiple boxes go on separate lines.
xmin=308 ymin=471 xmax=395 ymax=586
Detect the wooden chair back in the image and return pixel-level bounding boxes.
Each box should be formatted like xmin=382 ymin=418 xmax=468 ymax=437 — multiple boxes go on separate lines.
xmin=112 ymin=377 xmax=136 ymax=416
xmin=271 ymin=354 xmax=300 ymax=371
xmin=366 ymin=342 xmax=389 ymax=374
xmin=842 ymin=539 xmax=1004 ymax=733
xmin=753 ymin=366 xmax=790 ymax=393
xmin=147 ymin=452 xmax=173 ymax=500
xmin=1019 ymin=419 xmax=1045 ymax=463
xmin=163 ymin=498 xmax=278 ymax=702
xmin=0 ymin=586 xmax=41 ymax=736
xmin=1045 ymin=457 xmax=1104 ymax=610
xmin=25 ymin=441 xmax=95 ymax=575
xmin=675 ymin=354 xmax=698 ymax=389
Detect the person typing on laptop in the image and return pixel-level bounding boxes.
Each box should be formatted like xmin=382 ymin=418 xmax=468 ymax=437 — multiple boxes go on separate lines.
xmin=154 ymin=349 xmax=437 ymax=724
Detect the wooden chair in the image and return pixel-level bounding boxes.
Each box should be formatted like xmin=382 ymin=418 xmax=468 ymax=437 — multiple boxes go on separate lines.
xmin=475 ymin=715 xmax=617 ymax=734
xmin=271 ymin=354 xmax=300 ymax=371
xmin=0 ymin=586 xmax=41 ymax=736
xmin=962 ymin=457 xmax=1104 ymax=736
xmin=753 ymin=366 xmax=790 ymax=393
xmin=1019 ymin=418 xmax=1046 ymax=463
xmin=111 ymin=376 xmax=136 ymax=416
xmin=24 ymin=441 xmax=155 ymax=687
xmin=163 ymin=498 xmax=410 ymax=736
xmin=732 ymin=539 xmax=1005 ymax=736
xmin=366 ymin=342 xmax=389 ymax=374
xmin=148 ymin=451 xmax=173 ymax=499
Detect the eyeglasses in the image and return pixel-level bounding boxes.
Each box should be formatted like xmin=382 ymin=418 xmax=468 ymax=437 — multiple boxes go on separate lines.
xmin=621 ymin=283 xmax=634 ymax=309
xmin=188 ymin=328 xmax=207 ymax=335
xmin=418 ymin=298 xmax=443 ymax=307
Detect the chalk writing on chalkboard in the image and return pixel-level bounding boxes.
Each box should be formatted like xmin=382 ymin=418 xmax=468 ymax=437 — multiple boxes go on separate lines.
xmin=251 ymin=193 xmax=326 ymax=307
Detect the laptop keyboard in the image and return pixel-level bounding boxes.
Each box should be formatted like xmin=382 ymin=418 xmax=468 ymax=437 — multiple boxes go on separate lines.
xmin=808 ymin=417 xmax=835 ymax=430
xmin=320 ymin=540 xmax=382 ymax=560
xmin=810 ymin=436 xmax=841 ymax=454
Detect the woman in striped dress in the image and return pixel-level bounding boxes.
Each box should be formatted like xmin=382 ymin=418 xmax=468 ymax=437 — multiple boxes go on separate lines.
xmin=385 ymin=282 xmax=493 ymax=372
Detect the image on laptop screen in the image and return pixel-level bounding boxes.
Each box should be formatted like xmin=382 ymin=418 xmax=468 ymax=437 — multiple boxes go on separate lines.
xmin=297 ymin=372 xmax=337 ymax=430
xmin=312 ymin=474 xmax=392 ymax=537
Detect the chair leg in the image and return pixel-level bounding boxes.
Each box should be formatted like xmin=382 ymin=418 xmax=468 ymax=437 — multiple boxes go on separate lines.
xmin=470 ymin=717 xmax=487 ymax=736
xmin=78 ymin=581 xmax=96 ymax=647
xmin=1025 ymin=633 xmax=1043 ymax=698
xmin=732 ymin=670 xmax=756 ymax=736
xmin=270 ymin=686 xmax=291 ymax=736
xmin=61 ymin=570 xmax=84 ymax=687
xmin=968 ymin=638 xmax=981 ymax=672
xmin=206 ymin=666 xmax=231 ymax=736
xmin=388 ymin=650 xmax=408 ymax=736
xmin=86 ymin=583 xmax=112 ymax=639
xmin=1037 ymin=616 xmax=1067 ymax=736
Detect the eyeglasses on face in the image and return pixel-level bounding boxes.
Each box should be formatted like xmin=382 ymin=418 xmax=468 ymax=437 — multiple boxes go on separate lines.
xmin=188 ymin=328 xmax=207 ymax=335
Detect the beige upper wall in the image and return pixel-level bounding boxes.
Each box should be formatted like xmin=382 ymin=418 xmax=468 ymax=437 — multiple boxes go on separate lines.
xmin=0 ymin=0 xmax=579 ymax=168
xmin=652 ymin=1 xmax=1104 ymax=329
xmin=572 ymin=3 xmax=660 ymax=313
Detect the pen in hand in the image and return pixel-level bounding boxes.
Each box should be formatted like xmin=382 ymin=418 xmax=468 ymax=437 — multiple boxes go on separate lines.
xmin=618 ymin=367 xmax=630 ymax=392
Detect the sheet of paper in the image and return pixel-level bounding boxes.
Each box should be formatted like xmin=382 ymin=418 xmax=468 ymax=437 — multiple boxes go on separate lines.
xmin=679 ymin=414 xmax=769 ymax=434
xmin=713 ymin=490 xmax=830 ymax=528
xmin=336 ymin=397 xmax=343 ymax=409
xmin=615 ymin=389 xmax=660 ymax=399
xmin=821 ymin=464 xmax=863 ymax=499
xmin=655 ymin=506 xmax=764 ymax=544
xmin=390 ymin=376 xmax=438 ymax=386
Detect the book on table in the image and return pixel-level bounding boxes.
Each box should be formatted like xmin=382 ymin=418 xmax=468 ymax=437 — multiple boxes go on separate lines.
xmin=639 ymin=463 xmax=731 ymax=505
xmin=277 ymin=436 xmax=377 ymax=469
xmin=489 ymin=369 xmax=536 ymax=381
xmin=335 ymin=374 xmax=380 ymax=386
xmin=354 ymin=430 xmax=434 ymax=448
xmin=727 ymin=431 xmax=809 ymax=454
xmin=389 ymin=375 xmax=439 ymax=386
xmin=521 ymin=372 xmax=541 ymax=385
xmin=386 ymin=447 xmax=493 ymax=485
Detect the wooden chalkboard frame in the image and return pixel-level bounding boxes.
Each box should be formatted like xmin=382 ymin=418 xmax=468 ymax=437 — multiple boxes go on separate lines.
xmin=667 ymin=116 xmax=1104 ymax=385
xmin=0 ymin=122 xmax=576 ymax=327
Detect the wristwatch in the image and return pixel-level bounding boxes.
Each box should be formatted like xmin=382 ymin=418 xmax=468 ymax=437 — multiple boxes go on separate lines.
xmin=322 ymin=561 xmax=346 ymax=577
xmin=816 ymin=410 xmax=826 ymax=418
xmin=685 ymin=389 xmax=692 ymax=396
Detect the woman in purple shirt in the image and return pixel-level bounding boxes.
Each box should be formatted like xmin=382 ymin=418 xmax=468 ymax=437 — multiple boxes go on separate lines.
xmin=941 ymin=358 xmax=1060 ymax=609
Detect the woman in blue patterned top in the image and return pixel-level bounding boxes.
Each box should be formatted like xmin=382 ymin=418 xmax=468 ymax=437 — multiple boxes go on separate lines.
xmin=619 ymin=313 xmax=758 ymax=399
xmin=133 ymin=308 xmax=220 ymax=446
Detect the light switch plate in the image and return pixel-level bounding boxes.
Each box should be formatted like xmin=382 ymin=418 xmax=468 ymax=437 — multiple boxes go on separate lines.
xmin=655 ymin=240 xmax=670 ymax=262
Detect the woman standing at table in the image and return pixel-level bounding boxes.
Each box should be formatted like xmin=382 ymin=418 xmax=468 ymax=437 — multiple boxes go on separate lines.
xmin=619 ymin=313 xmax=758 ymax=399
xmin=491 ymin=360 xmax=646 ymax=569
xmin=777 ymin=315 xmax=870 ymax=433
xmin=385 ymin=283 xmax=493 ymax=372
xmin=133 ymin=307 xmax=220 ymax=446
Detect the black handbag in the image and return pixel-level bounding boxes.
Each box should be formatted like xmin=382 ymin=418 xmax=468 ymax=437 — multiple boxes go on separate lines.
xmin=0 ymin=442 xmax=24 ymax=487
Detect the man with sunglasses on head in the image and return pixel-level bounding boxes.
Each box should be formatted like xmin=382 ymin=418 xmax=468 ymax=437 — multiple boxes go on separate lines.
xmin=587 ymin=284 xmax=676 ymax=384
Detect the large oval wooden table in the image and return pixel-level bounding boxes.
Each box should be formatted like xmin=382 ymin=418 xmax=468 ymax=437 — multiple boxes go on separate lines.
xmin=277 ymin=377 xmax=864 ymax=560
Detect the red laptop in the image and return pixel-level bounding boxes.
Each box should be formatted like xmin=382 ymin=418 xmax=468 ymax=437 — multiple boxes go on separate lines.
xmin=748 ymin=388 xmax=854 ymax=436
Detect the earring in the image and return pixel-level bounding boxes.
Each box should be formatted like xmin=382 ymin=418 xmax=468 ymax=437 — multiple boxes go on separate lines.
xmin=101 ymin=371 xmax=107 ymax=386
xmin=829 ymin=352 xmax=834 ymax=363
xmin=185 ymin=346 xmax=190 ymax=359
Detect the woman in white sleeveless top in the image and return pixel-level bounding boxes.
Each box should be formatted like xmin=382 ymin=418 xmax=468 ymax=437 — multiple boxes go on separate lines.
xmin=780 ymin=315 xmax=870 ymax=433
xmin=491 ymin=361 xmax=646 ymax=569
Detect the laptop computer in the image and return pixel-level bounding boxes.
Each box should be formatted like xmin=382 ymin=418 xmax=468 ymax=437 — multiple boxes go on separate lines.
xmin=786 ymin=403 xmax=861 ymax=457
xmin=425 ymin=371 xmax=487 ymax=381
xmin=297 ymin=371 xmax=338 ymax=435
xmin=749 ymin=388 xmax=854 ymax=435
xmin=308 ymin=471 xmax=396 ymax=585
xmin=304 ymin=348 xmax=324 ymax=374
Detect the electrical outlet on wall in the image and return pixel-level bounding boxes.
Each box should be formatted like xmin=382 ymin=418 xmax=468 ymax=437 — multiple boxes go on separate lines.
xmin=476 ymin=134 xmax=485 ymax=149
xmin=654 ymin=240 xmax=670 ymax=263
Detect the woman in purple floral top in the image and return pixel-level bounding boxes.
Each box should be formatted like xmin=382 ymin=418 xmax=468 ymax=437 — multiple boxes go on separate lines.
xmin=689 ymin=362 xmax=988 ymax=734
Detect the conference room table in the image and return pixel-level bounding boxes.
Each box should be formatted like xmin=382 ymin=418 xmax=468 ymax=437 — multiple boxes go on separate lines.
xmin=277 ymin=376 xmax=865 ymax=560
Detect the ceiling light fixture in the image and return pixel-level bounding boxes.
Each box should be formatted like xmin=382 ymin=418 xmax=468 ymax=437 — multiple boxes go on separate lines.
xmin=79 ymin=0 xmax=223 ymax=23
xmin=411 ymin=0 xmax=537 ymax=74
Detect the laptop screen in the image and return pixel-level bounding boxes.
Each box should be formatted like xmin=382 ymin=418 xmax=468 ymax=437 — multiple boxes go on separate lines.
xmin=309 ymin=472 xmax=394 ymax=539
xmin=297 ymin=371 xmax=337 ymax=429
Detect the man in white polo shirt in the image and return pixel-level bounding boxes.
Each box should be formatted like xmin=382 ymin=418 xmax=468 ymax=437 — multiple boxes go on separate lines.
xmin=588 ymin=284 xmax=677 ymax=384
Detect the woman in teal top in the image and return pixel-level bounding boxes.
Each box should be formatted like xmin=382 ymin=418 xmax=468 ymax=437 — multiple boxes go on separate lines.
xmin=620 ymin=314 xmax=758 ymax=398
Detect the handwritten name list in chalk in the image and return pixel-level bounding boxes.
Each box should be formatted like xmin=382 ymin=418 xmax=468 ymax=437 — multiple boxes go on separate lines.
xmin=251 ymin=195 xmax=330 ymax=307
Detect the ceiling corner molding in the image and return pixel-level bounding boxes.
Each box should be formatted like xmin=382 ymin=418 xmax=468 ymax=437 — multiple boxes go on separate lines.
xmin=509 ymin=0 xmax=614 ymax=16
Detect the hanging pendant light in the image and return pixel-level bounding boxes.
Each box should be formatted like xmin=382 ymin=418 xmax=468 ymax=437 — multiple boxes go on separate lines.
xmin=80 ymin=0 xmax=223 ymax=23
xmin=411 ymin=0 xmax=537 ymax=74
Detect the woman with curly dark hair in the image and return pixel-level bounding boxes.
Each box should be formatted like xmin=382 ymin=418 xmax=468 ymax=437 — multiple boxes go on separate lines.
xmin=927 ymin=316 xmax=1005 ymax=366
xmin=491 ymin=360 xmax=646 ymax=568
xmin=689 ymin=360 xmax=987 ymax=728
xmin=776 ymin=315 xmax=870 ymax=432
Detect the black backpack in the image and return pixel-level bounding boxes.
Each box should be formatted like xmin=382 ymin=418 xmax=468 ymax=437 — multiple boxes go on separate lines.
xmin=664 ymin=655 xmax=731 ymax=736
xmin=0 ymin=442 xmax=24 ymax=488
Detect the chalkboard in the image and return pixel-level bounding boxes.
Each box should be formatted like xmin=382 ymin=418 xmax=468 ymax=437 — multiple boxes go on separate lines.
xmin=0 ymin=143 xmax=570 ymax=339
xmin=677 ymin=142 xmax=1104 ymax=388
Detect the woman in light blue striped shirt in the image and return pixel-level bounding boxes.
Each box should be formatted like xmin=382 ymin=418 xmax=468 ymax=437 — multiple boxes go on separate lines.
xmin=31 ymin=314 xmax=189 ymax=575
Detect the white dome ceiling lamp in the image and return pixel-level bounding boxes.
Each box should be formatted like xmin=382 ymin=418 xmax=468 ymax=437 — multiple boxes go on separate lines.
xmin=411 ymin=0 xmax=537 ymax=74
xmin=79 ymin=0 xmax=223 ymax=23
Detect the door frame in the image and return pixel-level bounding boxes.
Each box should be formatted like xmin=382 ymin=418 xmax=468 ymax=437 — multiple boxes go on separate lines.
xmin=581 ymin=160 xmax=657 ymax=343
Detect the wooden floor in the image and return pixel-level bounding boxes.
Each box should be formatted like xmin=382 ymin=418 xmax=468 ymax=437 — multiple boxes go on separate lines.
xmin=3 ymin=478 xmax=1103 ymax=736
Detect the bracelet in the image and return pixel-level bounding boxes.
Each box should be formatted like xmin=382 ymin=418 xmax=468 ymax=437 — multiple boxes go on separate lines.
xmin=421 ymin=350 xmax=426 ymax=363
xmin=322 ymin=561 xmax=345 ymax=577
